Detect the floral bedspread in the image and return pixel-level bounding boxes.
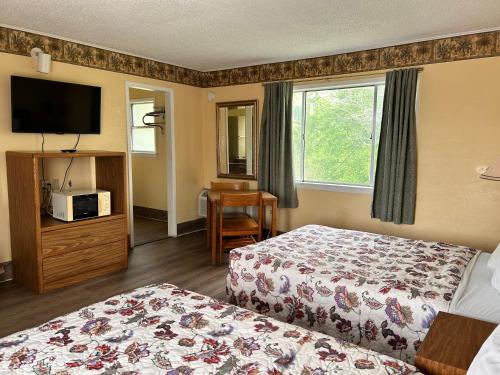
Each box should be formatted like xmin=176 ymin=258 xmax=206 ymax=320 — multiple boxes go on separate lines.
xmin=0 ymin=282 xmax=420 ymax=374
xmin=226 ymin=225 xmax=479 ymax=364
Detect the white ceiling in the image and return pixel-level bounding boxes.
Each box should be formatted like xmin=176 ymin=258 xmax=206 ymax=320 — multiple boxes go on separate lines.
xmin=1 ymin=0 xmax=500 ymax=71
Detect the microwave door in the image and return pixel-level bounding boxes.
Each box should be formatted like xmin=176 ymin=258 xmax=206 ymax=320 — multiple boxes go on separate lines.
xmin=73 ymin=194 xmax=98 ymax=220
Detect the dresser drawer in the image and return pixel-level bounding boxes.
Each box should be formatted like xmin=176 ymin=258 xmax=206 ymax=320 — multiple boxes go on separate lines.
xmin=42 ymin=217 xmax=126 ymax=257
xmin=42 ymin=240 xmax=127 ymax=283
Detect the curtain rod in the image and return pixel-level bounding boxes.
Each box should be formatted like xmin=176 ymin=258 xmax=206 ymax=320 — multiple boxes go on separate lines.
xmin=261 ymin=67 xmax=424 ymax=86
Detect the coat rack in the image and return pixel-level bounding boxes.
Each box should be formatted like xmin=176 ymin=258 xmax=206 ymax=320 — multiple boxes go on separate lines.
xmin=142 ymin=107 xmax=165 ymax=134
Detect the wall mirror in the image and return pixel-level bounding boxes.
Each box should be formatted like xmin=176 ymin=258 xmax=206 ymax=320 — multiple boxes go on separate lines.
xmin=216 ymin=100 xmax=258 ymax=180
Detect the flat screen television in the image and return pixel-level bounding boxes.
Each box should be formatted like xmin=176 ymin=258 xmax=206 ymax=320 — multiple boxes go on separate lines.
xmin=11 ymin=76 xmax=101 ymax=134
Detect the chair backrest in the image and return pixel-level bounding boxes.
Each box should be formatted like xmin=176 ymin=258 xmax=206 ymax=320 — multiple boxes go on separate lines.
xmin=219 ymin=192 xmax=263 ymax=231
xmin=211 ymin=181 xmax=248 ymax=191
xmin=220 ymin=192 xmax=261 ymax=208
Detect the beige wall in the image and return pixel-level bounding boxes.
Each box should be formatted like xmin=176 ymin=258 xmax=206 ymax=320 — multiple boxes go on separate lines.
xmin=202 ymin=57 xmax=500 ymax=252
xmin=0 ymin=52 xmax=204 ymax=263
xmin=130 ymin=88 xmax=168 ymax=211
xmin=1 ymin=50 xmax=499 ymax=263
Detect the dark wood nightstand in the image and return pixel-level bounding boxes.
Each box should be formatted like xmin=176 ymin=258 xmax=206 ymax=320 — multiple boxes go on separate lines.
xmin=415 ymin=312 xmax=497 ymax=375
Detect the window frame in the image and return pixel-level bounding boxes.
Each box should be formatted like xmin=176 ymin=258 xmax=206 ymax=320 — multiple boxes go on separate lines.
xmin=293 ymin=76 xmax=385 ymax=194
xmin=130 ymin=98 xmax=158 ymax=155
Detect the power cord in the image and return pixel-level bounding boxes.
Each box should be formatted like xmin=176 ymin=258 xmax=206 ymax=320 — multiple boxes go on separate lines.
xmin=73 ymin=133 xmax=81 ymax=149
xmin=59 ymin=134 xmax=81 ymax=192
xmin=45 ymin=184 xmax=53 ymax=216
xmin=40 ymin=133 xmax=51 ymax=214
xmin=59 ymin=158 xmax=74 ymax=192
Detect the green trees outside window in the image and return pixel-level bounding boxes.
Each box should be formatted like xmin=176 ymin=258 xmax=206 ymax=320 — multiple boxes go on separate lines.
xmin=293 ymin=83 xmax=384 ymax=186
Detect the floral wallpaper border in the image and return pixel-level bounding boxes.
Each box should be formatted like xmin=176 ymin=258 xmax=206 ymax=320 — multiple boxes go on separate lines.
xmin=0 ymin=26 xmax=499 ymax=88
xmin=202 ymin=31 xmax=500 ymax=87
xmin=0 ymin=27 xmax=202 ymax=86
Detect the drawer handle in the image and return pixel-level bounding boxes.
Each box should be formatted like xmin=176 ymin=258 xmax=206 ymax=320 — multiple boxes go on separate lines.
xmin=80 ymin=234 xmax=91 ymax=238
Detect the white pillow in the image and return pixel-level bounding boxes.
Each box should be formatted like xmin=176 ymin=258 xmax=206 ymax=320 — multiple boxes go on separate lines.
xmin=468 ymin=325 xmax=500 ymax=375
xmin=492 ymin=259 xmax=500 ymax=294
xmin=487 ymin=243 xmax=500 ymax=269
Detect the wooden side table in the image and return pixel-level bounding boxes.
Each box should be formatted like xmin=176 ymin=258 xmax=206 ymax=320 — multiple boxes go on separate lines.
xmin=415 ymin=312 xmax=497 ymax=375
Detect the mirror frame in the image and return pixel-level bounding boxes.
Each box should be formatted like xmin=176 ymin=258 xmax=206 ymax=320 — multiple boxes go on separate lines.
xmin=216 ymin=100 xmax=258 ymax=180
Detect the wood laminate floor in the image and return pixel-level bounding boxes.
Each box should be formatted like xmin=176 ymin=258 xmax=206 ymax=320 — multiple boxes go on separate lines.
xmin=133 ymin=215 xmax=170 ymax=246
xmin=0 ymin=231 xmax=228 ymax=338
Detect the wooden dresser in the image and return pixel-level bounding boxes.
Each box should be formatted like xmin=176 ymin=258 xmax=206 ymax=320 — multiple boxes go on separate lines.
xmin=415 ymin=312 xmax=497 ymax=375
xmin=6 ymin=150 xmax=128 ymax=294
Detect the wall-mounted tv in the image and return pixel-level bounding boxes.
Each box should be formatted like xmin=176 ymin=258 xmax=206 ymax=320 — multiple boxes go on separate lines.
xmin=11 ymin=76 xmax=101 ymax=134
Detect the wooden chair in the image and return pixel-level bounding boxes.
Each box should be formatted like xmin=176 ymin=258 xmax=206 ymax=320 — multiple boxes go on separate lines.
xmin=210 ymin=181 xmax=250 ymax=218
xmin=207 ymin=181 xmax=249 ymax=248
xmin=210 ymin=181 xmax=248 ymax=191
xmin=218 ymin=192 xmax=263 ymax=264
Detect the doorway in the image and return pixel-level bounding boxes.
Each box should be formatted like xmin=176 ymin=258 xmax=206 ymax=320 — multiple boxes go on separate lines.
xmin=126 ymin=82 xmax=176 ymax=247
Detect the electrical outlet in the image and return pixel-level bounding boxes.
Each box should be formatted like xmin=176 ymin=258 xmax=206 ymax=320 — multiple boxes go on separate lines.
xmin=41 ymin=178 xmax=59 ymax=192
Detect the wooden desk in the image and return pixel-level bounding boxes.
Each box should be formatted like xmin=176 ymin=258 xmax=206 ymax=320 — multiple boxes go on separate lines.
xmin=206 ymin=190 xmax=278 ymax=266
xmin=415 ymin=312 xmax=496 ymax=375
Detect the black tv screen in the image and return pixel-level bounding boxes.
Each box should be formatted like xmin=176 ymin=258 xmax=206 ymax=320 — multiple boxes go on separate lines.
xmin=11 ymin=76 xmax=101 ymax=134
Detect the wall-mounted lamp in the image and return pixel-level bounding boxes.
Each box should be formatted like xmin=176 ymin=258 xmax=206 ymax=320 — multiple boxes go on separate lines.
xmin=30 ymin=47 xmax=52 ymax=74
xmin=480 ymin=158 xmax=500 ymax=181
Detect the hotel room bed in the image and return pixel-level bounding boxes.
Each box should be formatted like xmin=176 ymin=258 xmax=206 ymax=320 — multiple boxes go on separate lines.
xmin=226 ymin=224 xmax=483 ymax=364
xmin=0 ymin=282 xmax=420 ymax=374
xmin=450 ymin=252 xmax=500 ymax=324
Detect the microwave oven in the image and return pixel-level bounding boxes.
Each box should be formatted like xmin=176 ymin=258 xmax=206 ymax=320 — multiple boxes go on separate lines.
xmin=51 ymin=189 xmax=111 ymax=222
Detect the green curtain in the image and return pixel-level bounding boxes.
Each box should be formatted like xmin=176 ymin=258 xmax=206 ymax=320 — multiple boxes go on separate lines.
xmin=372 ymin=68 xmax=418 ymax=224
xmin=258 ymin=81 xmax=298 ymax=208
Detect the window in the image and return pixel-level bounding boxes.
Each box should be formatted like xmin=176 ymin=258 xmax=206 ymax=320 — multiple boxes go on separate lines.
xmin=131 ymin=100 xmax=156 ymax=154
xmin=292 ymin=79 xmax=385 ymax=192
